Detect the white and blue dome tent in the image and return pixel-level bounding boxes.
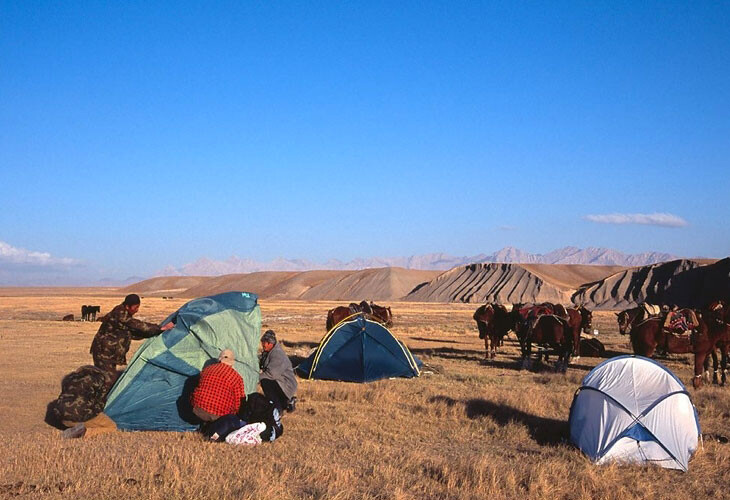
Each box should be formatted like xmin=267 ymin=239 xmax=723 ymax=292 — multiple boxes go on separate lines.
xmin=569 ymin=355 xmax=700 ymax=471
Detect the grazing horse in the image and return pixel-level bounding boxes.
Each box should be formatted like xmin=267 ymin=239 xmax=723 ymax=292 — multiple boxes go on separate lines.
xmin=473 ymin=303 xmax=513 ymax=360
xmin=566 ymin=306 xmax=593 ymax=360
xmin=325 ymin=301 xmax=393 ymax=331
xmin=518 ymin=314 xmax=573 ymax=372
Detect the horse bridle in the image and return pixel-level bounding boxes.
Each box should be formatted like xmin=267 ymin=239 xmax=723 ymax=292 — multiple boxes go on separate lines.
xmin=618 ymin=309 xmax=641 ymax=334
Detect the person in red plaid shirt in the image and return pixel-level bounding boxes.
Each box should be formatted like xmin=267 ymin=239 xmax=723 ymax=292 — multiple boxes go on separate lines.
xmin=190 ymin=349 xmax=245 ymax=422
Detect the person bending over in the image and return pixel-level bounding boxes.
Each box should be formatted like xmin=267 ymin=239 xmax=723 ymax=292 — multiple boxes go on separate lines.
xmin=190 ymin=349 xmax=245 ymax=422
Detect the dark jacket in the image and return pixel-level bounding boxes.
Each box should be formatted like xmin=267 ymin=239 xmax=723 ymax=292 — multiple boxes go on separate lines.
xmin=259 ymin=342 xmax=297 ymax=399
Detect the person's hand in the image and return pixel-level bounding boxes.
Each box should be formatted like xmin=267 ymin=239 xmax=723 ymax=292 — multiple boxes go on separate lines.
xmin=161 ymin=322 xmax=175 ymax=331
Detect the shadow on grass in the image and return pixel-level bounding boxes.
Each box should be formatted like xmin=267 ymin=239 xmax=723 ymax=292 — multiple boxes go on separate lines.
xmin=410 ymin=337 xmax=461 ymax=344
xmin=282 ymin=340 xmax=319 ymax=350
xmin=410 ymin=346 xmax=484 ymax=363
xmin=428 ymin=395 xmax=568 ymax=446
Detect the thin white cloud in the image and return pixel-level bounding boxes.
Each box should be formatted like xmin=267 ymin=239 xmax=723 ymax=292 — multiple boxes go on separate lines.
xmin=0 ymin=240 xmax=80 ymax=268
xmin=583 ymin=213 xmax=688 ymax=228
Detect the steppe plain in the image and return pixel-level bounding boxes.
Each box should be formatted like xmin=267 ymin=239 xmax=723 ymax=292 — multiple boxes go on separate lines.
xmin=1 ymin=289 xmax=729 ymax=500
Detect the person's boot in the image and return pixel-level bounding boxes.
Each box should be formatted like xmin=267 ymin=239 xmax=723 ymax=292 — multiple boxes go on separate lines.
xmin=62 ymin=423 xmax=87 ymax=439
xmin=286 ymin=397 xmax=297 ymax=413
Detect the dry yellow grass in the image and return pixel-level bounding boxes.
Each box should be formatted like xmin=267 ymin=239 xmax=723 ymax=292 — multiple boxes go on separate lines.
xmin=1 ymin=291 xmax=729 ymax=500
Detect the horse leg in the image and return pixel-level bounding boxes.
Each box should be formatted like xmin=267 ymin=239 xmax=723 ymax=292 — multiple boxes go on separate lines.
xmin=721 ymin=345 xmax=728 ymax=387
xmin=693 ymin=351 xmax=706 ymax=389
xmin=489 ymin=333 xmax=497 ymax=360
xmin=710 ymin=348 xmax=720 ymax=385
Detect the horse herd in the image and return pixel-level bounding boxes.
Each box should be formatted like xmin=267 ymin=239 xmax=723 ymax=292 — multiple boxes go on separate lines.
xmin=473 ymin=302 xmax=592 ymax=372
xmin=325 ymin=299 xmax=730 ymax=389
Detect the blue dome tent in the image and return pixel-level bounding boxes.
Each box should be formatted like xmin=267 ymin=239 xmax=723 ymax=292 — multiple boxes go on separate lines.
xmin=296 ymin=314 xmax=422 ymax=382
xmin=104 ymin=292 xmax=261 ymax=431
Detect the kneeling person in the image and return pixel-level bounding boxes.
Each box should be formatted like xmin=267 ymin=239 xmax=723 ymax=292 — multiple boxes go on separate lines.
xmin=190 ymin=349 xmax=245 ymax=422
xmin=259 ymin=330 xmax=298 ymax=413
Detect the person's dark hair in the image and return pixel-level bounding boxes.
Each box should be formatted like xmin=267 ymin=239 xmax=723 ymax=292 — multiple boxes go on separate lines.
xmin=124 ymin=294 xmax=141 ymax=306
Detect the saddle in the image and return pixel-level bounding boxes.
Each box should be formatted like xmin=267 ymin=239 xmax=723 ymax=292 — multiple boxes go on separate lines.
xmin=642 ymin=303 xmax=662 ymax=317
xmin=348 ymin=301 xmax=373 ymax=316
xmin=662 ymin=309 xmax=698 ymax=336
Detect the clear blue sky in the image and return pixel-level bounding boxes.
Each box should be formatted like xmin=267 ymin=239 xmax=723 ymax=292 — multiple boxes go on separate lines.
xmin=1 ymin=1 xmax=729 ymax=283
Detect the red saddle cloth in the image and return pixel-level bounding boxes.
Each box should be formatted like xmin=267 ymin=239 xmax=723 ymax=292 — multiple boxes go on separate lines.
xmin=664 ymin=309 xmax=698 ymax=334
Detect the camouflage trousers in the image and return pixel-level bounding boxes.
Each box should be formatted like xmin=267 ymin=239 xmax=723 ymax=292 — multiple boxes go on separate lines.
xmin=48 ymin=365 xmax=112 ymax=425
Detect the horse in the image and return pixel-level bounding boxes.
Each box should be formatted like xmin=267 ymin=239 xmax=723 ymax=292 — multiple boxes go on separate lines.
xmin=615 ymin=303 xmax=662 ymax=335
xmin=518 ymin=314 xmax=573 ymax=372
xmin=629 ymin=309 xmax=727 ymax=388
xmin=325 ymin=301 xmax=393 ymax=331
xmin=704 ymin=301 xmax=730 ymax=385
xmin=566 ymin=305 xmax=593 ymax=360
xmin=473 ymin=303 xmax=513 ymax=360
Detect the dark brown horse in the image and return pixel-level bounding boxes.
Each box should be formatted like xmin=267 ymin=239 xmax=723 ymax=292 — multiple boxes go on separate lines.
xmin=473 ymin=303 xmax=513 ymax=360
xmin=704 ymin=301 xmax=730 ymax=385
xmin=566 ymin=306 xmax=593 ymax=360
xmin=325 ymin=301 xmax=393 ymax=331
xmin=629 ymin=309 xmax=727 ymax=388
xmin=615 ymin=303 xmax=662 ymax=335
xmin=518 ymin=314 xmax=573 ymax=372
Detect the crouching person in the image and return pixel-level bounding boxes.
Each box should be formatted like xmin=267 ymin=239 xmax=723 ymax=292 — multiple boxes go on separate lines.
xmin=259 ymin=330 xmax=298 ymax=413
xmin=47 ymin=365 xmax=118 ymax=439
xmin=190 ymin=349 xmax=245 ymax=422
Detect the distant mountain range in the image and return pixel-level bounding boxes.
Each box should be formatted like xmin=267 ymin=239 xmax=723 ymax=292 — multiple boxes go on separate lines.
xmin=156 ymin=246 xmax=680 ymax=277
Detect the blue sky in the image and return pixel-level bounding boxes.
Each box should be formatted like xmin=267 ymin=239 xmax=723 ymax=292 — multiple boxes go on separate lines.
xmin=1 ymin=1 xmax=729 ymax=283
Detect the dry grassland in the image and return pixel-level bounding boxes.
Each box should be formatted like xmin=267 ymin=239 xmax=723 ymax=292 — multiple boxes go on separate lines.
xmin=0 ymin=292 xmax=729 ymax=500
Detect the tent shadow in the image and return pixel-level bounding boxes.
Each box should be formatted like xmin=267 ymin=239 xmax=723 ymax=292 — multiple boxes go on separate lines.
xmin=176 ymin=374 xmax=201 ymax=425
xmin=428 ymin=395 xmax=568 ymax=446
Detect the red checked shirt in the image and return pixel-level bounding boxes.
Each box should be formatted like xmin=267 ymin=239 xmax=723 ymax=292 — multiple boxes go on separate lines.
xmin=190 ymin=363 xmax=245 ymax=417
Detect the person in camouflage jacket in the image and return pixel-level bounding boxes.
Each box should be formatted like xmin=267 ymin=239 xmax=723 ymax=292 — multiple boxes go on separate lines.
xmin=89 ymin=294 xmax=169 ymax=378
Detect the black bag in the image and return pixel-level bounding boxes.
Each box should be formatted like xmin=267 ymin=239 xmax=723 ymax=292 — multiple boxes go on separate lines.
xmin=238 ymin=393 xmax=284 ymax=442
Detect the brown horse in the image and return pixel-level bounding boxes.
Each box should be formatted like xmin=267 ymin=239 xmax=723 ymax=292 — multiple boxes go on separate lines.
xmin=518 ymin=314 xmax=573 ymax=372
xmin=473 ymin=303 xmax=513 ymax=360
xmin=566 ymin=306 xmax=593 ymax=360
xmin=615 ymin=304 xmax=662 ymax=335
xmin=704 ymin=301 xmax=730 ymax=385
xmin=629 ymin=309 xmax=727 ymax=388
xmin=325 ymin=301 xmax=393 ymax=331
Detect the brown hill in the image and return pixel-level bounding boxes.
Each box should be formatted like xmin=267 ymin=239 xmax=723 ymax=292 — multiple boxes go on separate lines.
xmin=120 ymin=276 xmax=209 ymax=296
xmin=573 ymin=258 xmax=730 ymax=309
xmin=124 ymin=268 xmax=440 ymax=301
xmin=519 ymin=264 xmax=627 ymax=289
xmin=404 ymin=263 xmax=588 ymax=304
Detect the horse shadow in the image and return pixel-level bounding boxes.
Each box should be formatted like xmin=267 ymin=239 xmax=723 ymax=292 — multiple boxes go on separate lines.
xmin=282 ymin=340 xmax=319 ymax=350
xmin=428 ymin=395 xmax=568 ymax=445
xmin=410 ymin=337 xmax=460 ymax=344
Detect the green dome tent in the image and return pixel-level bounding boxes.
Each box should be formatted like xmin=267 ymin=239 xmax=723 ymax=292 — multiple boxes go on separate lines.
xmin=104 ymin=292 xmax=261 ymax=431
xmin=296 ymin=314 xmax=422 ymax=382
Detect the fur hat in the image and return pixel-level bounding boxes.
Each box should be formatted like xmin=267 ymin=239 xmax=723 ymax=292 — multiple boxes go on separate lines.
xmin=261 ymin=330 xmax=277 ymax=344
xmin=218 ymin=349 xmax=236 ymax=366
